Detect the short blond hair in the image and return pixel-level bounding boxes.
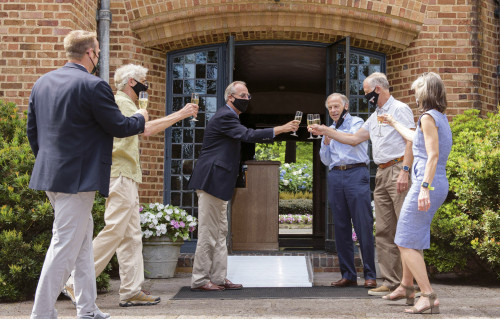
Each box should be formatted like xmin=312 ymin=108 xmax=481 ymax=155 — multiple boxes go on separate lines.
xmin=64 ymin=30 xmax=97 ymax=60
xmin=114 ymin=64 xmax=149 ymax=91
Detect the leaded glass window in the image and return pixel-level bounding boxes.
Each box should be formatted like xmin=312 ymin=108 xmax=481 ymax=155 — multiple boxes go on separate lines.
xmin=166 ymin=47 xmax=222 ymax=217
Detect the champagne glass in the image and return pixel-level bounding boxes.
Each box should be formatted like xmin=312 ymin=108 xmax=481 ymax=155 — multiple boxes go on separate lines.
xmin=190 ymin=93 xmax=199 ymax=122
xmin=290 ymin=110 xmax=302 ymax=137
xmin=313 ymin=114 xmax=322 ymax=139
xmin=307 ymin=114 xmax=315 ymax=139
xmin=376 ymin=108 xmax=384 ymax=137
xmin=138 ymin=91 xmax=148 ymax=109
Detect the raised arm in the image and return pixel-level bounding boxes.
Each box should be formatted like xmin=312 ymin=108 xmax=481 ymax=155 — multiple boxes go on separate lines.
xmin=309 ymin=124 xmax=370 ymax=146
xmin=418 ymin=114 xmax=439 ymax=211
xmin=142 ymin=103 xmax=198 ymax=137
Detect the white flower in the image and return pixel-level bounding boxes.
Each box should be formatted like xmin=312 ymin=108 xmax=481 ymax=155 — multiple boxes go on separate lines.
xmin=158 ymin=204 xmax=164 ymax=209
xmin=283 ymin=180 xmax=289 ymax=186
xmin=187 ymin=215 xmax=193 ymax=222
xmin=166 ymin=209 xmax=173 ymax=215
xmin=283 ymin=163 xmax=290 ymax=168
xmin=149 ymin=203 xmax=155 ymax=209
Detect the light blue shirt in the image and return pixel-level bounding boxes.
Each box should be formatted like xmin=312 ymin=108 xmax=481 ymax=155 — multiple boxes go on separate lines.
xmin=320 ymin=113 xmax=370 ymax=169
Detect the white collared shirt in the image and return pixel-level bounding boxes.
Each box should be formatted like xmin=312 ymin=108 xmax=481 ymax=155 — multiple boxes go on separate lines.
xmin=361 ymin=96 xmax=415 ymax=164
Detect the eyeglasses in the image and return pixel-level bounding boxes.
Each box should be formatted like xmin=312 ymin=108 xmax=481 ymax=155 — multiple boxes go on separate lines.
xmin=231 ymin=93 xmax=252 ymax=100
xmin=134 ymin=79 xmax=150 ymax=89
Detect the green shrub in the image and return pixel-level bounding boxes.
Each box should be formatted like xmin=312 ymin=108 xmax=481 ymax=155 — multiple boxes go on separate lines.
xmin=279 ymin=191 xmax=312 ymax=200
xmin=278 ymin=199 xmax=312 ymax=215
xmin=0 ymin=100 xmax=110 ymax=301
xmin=279 ymin=162 xmax=313 ymax=193
xmin=426 ymin=110 xmax=500 ymax=278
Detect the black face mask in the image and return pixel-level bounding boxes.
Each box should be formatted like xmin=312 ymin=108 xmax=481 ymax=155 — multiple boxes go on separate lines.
xmin=232 ymin=97 xmax=250 ymax=113
xmin=88 ymin=52 xmax=100 ymax=75
xmin=335 ymin=108 xmax=348 ymax=129
xmin=364 ymin=90 xmax=379 ymax=109
xmin=132 ymin=81 xmax=148 ymax=97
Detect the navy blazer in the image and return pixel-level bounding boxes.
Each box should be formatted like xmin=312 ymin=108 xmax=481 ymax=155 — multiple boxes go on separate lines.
xmin=188 ymin=106 xmax=274 ymax=201
xmin=27 ymin=63 xmax=145 ymax=197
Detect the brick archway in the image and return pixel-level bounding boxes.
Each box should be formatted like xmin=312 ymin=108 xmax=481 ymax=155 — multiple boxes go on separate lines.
xmin=125 ymin=0 xmax=425 ymax=53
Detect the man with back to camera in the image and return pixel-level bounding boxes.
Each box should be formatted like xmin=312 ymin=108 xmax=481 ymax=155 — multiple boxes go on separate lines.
xmin=309 ymin=72 xmax=416 ymax=296
xmin=320 ymin=93 xmax=376 ymax=289
xmin=62 ymin=63 xmax=198 ymax=307
xmin=27 ymin=30 xmax=148 ymax=319
xmin=188 ymin=81 xmax=299 ymax=291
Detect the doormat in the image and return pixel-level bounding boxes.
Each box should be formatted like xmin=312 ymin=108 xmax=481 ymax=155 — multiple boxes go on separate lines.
xmin=171 ymin=286 xmax=373 ymax=300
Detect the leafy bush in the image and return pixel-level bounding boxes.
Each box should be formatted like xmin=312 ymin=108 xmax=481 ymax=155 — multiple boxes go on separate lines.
xmin=279 ymin=163 xmax=313 ymax=193
xmin=255 ymin=141 xmax=312 ymax=164
xmin=0 ymin=100 xmax=110 ymax=301
xmin=426 ymin=110 xmax=500 ymax=278
xmin=279 ymin=199 xmax=312 ymax=215
xmin=279 ymin=191 xmax=312 ymax=200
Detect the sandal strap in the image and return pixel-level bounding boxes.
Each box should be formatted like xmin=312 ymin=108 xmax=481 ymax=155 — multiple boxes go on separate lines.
xmin=400 ymin=283 xmax=415 ymax=298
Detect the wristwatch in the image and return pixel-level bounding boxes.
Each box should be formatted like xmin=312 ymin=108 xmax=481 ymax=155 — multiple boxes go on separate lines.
xmin=421 ymin=182 xmax=434 ymax=190
xmin=403 ymin=165 xmax=410 ymax=172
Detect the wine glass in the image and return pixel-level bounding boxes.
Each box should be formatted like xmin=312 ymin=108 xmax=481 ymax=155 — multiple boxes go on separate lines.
xmin=290 ymin=111 xmax=302 ymax=137
xmin=190 ymin=93 xmax=199 ymax=122
xmin=138 ymin=91 xmax=148 ymax=109
xmin=307 ymin=114 xmax=315 ymax=139
xmin=314 ymin=114 xmax=322 ymax=139
xmin=376 ymin=108 xmax=384 ymax=137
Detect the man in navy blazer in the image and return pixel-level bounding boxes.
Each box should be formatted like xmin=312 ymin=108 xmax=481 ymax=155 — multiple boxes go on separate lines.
xmin=27 ymin=30 xmax=147 ymax=319
xmin=188 ymin=81 xmax=299 ymax=291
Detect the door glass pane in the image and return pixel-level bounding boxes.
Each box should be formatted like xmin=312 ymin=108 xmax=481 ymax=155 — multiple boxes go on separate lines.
xmin=167 ymin=46 xmax=221 ymax=223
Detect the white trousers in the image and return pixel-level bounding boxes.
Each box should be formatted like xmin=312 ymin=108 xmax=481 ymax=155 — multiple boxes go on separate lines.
xmin=31 ymin=191 xmax=97 ymax=319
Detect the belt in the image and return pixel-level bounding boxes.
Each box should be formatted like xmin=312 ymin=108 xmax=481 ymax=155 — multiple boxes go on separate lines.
xmin=331 ymin=163 xmax=367 ymax=171
xmin=378 ymin=156 xmax=404 ymax=169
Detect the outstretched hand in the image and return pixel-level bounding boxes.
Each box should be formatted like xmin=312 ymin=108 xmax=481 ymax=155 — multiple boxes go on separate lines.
xmin=180 ymin=103 xmax=199 ymax=119
xmin=135 ymin=109 xmax=149 ymax=122
xmin=308 ymin=124 xmax=327 ymax=136
xmin=274 ymin=120 xmax=300 ymax=135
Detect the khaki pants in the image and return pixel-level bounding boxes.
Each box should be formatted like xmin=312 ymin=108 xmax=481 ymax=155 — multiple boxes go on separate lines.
xmin=93 ymin=175 xmax=143 ymax=301
xmin=191 ymin=190 xmax=228 ymax=288
xmin=373 ymin=162 xmax=409 ymax=288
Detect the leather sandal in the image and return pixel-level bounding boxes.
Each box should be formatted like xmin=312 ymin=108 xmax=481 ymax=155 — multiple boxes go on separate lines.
xmin=382 ymin=283 xmax=415 ymax=306
xmin=405 ymin=292 xmax=440 ymax=314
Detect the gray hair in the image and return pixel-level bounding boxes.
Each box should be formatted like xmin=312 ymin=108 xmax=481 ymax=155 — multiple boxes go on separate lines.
xmin=364 ymin=72 xmax=390 ymax=90
xmin=411 ymin=72 xmax=447 ymax=113
xmin=64 ymin=30 xmax=97 ymax=60
xmin=325 ymin=93 xmax=349 ymax=109
xmin=114 ymin=64 xmax=148 ymax=91
xmin=224 ymin=81 xmax=247 ymax=102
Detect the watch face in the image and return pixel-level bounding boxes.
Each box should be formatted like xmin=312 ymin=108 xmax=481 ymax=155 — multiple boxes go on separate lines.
xmin=422 ymin=182 xmax=429 ymax=188
xmin=403 ymin=165 xmax=410 ymax=172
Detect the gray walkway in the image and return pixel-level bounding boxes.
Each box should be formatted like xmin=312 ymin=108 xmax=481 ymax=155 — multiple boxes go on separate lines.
xmin=2 ymin=272 xmax=500 ymax=318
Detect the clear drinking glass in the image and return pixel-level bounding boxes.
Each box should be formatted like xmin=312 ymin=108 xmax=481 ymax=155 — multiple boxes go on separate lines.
xmin=190 ymin=93 xmax=199 ymax=122
xmin=314 ymin=114 xmax=322 ymax=139
xmin=376 ymin=108 xmax=384 ymax=137
xmin=138 ymin=91 xmax=148 ymax=110
xmin=307 ymin=114 xmax=315 ymax=139
xmin=290 ymin=110 xmax=302 ymax=137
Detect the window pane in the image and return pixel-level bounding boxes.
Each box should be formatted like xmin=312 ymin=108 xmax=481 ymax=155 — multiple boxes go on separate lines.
xmin=195 ymin=51 xmax=207 ymax=64
xmin=184 ymin=64 xmax=195 ymax=78
xmin=173 ymin=80 xmax=183 ymax=94
xmin=196 ymin=79 xmax=207 ymax=93
xmin=207 ymin=65 xmax=217 ymax=79
xmin=196 ymin=64 xmax=206 ymax=78
xmin=173 ymin=64 xmax=183 ymax=79
xmin=207 ymin=50 xmax=217 ymax=63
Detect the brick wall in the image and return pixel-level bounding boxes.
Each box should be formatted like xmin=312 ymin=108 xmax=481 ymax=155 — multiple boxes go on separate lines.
xmin=387 ymin=0 xmax=500 ymax=118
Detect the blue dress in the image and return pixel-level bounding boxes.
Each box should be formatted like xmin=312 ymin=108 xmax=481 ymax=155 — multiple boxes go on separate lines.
xmin=394 ymin=109 xmax=452 ymax=249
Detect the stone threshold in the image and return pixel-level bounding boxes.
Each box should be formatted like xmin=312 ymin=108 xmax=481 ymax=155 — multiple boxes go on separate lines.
xmin=176 ymin=250 xmax=363 ymax=273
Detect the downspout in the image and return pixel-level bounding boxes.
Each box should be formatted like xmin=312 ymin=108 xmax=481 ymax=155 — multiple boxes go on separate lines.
xmin=97 ymin=0 xmax=111 ymax=83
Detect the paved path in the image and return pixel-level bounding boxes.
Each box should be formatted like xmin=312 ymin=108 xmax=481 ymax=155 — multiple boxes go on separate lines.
xmin=2 ymin=273 xmax=500 ymax=318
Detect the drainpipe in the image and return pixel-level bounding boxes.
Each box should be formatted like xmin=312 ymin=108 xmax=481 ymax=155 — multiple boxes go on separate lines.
xmin=97 ymin=0 xmax=112 ymax=83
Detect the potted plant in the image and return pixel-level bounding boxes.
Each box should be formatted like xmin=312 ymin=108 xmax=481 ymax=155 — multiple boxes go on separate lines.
xmin=140 ymin=203 xmax=197 ymax=278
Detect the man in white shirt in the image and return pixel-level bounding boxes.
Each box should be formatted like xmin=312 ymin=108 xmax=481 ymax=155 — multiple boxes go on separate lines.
xmin=309 ymin=72 xmax=415 ymax=295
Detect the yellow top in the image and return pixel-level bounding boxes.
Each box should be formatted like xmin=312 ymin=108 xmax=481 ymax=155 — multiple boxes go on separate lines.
xmin=110 ymin=91 xmax=142 ymax=183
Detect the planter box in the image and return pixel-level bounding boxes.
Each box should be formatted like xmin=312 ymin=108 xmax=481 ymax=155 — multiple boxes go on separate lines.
xmin=142 ymin=237 xmax=183 ymax=278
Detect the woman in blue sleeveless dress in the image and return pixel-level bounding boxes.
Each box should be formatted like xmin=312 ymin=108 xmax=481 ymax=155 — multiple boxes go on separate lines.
xmin=381 ymin=72 xmax=452 ymax=315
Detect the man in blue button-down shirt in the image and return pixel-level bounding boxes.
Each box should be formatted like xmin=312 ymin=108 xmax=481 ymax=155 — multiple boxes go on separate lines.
xmin=319 ymin=93 xmax=376 ymax=288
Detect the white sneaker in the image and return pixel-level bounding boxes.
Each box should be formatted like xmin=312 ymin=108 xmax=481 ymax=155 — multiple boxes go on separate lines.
xmin=78 ymin=308 xmax=111 ymax=319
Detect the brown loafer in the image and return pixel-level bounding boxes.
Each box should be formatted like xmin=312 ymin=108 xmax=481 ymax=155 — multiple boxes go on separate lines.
xmin=331 ymin=278 xmax=358 ymax=287
xmin=364 ymin=279 xmax=377 ymax=288
xmin=223 ymin=278 xmax=243 ymax=290
xmin=191 ymin=281 xmax=225 ymax=291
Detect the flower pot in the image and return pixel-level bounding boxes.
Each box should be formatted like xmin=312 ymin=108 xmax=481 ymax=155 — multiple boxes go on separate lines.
xmin=142 ymin=237 xmax=183 ymax=279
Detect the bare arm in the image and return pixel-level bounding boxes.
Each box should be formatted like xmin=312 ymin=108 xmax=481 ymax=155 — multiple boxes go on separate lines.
xmin=397 ymin=139 xmax=414 ymax=193
xmin=143 ymin=103 xmax=198 ymax=137
xmin=309 ymin=124 xmax=370 ymax=146
xmin=382 ymin=114 xmax=416 ymax=142
xmin=418 ymin=114 xmax=439 ymax=211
